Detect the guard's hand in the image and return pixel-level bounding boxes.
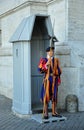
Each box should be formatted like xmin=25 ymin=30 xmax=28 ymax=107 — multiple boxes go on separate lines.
xmin=46 ymin=58 xmax=51 ymax=66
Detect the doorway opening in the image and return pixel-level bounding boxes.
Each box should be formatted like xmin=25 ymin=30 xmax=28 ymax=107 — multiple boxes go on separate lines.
xmin=31 ymin=16 xmax=50 ymax=112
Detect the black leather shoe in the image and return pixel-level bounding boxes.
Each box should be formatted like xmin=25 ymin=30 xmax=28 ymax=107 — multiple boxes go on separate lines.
xmin=43 ymin=115 xmax=49 ymax=119
xmin=52 ymin=114 xmax=62 ymax=118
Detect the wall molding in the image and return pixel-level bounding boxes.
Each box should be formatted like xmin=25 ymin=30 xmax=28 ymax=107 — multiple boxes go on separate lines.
xmin=0 ymin=0 xmax=59 ymax=18
xmin=0 ymin=1 xmax=47 ymax=18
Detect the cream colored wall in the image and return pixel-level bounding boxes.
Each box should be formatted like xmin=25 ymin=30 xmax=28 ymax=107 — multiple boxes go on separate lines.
xmin=0 ymin=0 xmax=47 ymax=16
xmin=48 ymin=0 xmax=66 ymax=42
xmin=30 ymin=3 xmax=47 ymax=15
xmin=0 ymin=5 xmax=31 ymax=98
xmin=0 ymin=47 xmax=13 ymax=98
xmin=67 ymin=0 xmax=84 ymax=111
xmin=67 ymin=0 xmax=84 ymax=41
xmin=1 ymin=6 xmax=30 ymax=47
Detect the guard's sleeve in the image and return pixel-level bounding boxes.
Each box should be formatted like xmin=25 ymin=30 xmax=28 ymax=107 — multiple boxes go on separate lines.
xmin=38 ymin=58 xmax=48 ymax=73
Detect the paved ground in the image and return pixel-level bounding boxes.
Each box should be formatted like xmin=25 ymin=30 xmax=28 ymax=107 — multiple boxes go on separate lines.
xmin=0 ymin=95 xmax=84 ymax=130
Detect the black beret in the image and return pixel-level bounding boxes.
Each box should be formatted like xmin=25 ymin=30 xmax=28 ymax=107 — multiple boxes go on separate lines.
xmin=46 ymin=46 xmax=54 ymax=52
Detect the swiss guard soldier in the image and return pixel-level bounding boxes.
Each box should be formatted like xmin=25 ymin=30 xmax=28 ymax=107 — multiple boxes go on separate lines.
xmin=38 ymin=44 xmax=62 ymax=119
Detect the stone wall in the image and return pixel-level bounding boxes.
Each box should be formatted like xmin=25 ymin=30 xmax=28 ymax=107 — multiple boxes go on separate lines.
xmin=67 ymin=0 xmax=84 ymax=41
xmin=0 ymin=47 xmax=13 ymax=98
xmin=1 ymin=6 xmax=30 ymax=47
xmin=67 ymin=0 xmax=84 ymax=111
xmin=0 ymin=4 xmax=31 ymax=98
xmin=54 ymin=42 xmax=79 ymax=110
xmin=48 ymin=0 xmax=66 ymax=41
xmin=68 ymin=41 xmax=84 ymax=111
xmin=0 ymin=0 xmax=47 ymax=17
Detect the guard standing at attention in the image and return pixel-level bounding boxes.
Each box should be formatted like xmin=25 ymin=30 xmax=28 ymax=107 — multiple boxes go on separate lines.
xmin=38 ymin=43 xmax=62 ymax=119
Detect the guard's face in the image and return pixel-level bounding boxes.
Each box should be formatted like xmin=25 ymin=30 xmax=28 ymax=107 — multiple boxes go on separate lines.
xmin=47 ymin=50 xmax=54 ymax=57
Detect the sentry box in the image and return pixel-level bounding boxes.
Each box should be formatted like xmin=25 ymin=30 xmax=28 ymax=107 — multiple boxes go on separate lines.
xmin=10 ymin=14 xmax=55 ymax=115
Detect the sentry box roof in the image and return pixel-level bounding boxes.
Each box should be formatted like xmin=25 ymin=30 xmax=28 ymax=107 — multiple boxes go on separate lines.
xmin=10 ymin=14 xmax=54 ymax=43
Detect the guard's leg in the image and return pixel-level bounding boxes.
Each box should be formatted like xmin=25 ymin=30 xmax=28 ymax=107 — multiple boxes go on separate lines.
xmin=52 ymin=101 xmax=62 ymax=117
xmin=52 ymin=101 xmax=57 ymax=115
xmin=43 ymin=102 xmax=49 ymax=119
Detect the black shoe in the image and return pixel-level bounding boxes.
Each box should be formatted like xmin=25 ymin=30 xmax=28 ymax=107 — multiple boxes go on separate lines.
xmin=52 ymin=114 xmax=62 ymax=118
xmin=43 ymin=115 xmax=49 ymax=119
